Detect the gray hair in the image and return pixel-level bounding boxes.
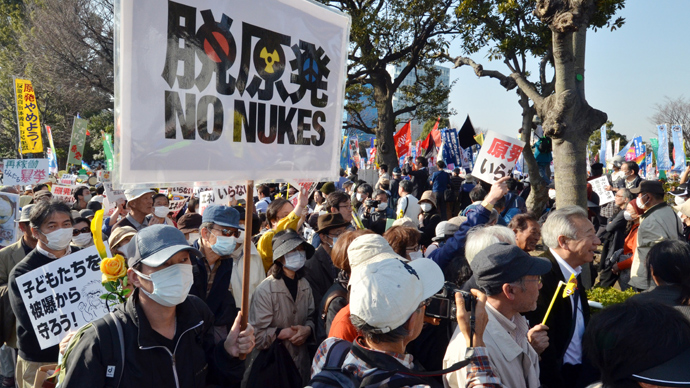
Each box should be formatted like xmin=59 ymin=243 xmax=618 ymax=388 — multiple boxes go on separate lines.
xmin=465 ymin=225 xmax=517 ymax=264
xmin=618 ymin=188 xmax=634 ymax=201
xmin=488 ymin=209 xmax=499 ymax=225
xmin=541 ymin=206 xmax=588 ymax=249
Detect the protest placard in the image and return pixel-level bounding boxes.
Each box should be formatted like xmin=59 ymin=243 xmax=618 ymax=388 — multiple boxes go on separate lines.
xmin=16 ymin=246 xmax=110 ymax=349
xmin=14 ymin=79 xmax=44 ymax=154
xmin=103 ymin=183 xmax=126 ymax=205
xmin=115 ymin=0 xmax=349 ymax=187
xmin=59 ymin=174 xmax=77 ymax=186
xmin=471 ymin=130 xmax=525 ymax=184
xmin=67 ymin=118 xmax=89 ymax=166
xmin=198 ymin=190 xmax=216 ymax=215
xmin=0 ymin=193 xmax=19 ymax=247
xmin=589 ymin=176 xmax=615 ymax=205
xmin=97 ymin=170 xmax=112 ymax=182
xmin=51 ymin=184 xmax=75 ymax=204
xmin=2 ymin=159 xmax=49 ymax=186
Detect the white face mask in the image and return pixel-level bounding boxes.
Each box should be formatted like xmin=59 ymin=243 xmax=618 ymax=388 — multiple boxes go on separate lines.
xmin=187 ymin=232 xmax=200 ymax=245
xmin=134 ymin=264 xmax=193 ymax=307
xmin=408 ymin=251 xmax=424 ymax=261
xmin=153 ymin=206 xmax=169 ymax=218
xmin=284 ymin=250 xmax=306 ymax=271
xmin=72 ymin=232 xmax=93 ymax=247
xmin=548 ymin=189 xmax=557 ymax=200
xmin=118 ymin=238 xmax=137 ymax=258
xmin=636 ymin=196 xmax=646 ymax=209
xmin=356 ymin=193 xmax=365 ymax=202
xmin=378 ymin=202 xmax=388 ymax=211
xmin=623 ymin=211 xmax=633 ymax=221
xmin=83 ymin=194 xmax=92 ymax=202
xmin=675 ymin=196 xmax=686 ymax=206
xmin=420 ymin=203 xmax=432 ymax=212
xmin=210 ymin=235 xmax=237 ymax=256
xmin=41 ymin=228 xmax=74 ymax=251
xmin=237 ymin=230 xmax=245 ymax=242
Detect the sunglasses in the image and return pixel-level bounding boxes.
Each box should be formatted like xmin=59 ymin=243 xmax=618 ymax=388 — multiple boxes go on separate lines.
xmin=211 ymin=227 xmax=239 ymax=237
xmin=72 ymin=227 xmax=91 ymax=237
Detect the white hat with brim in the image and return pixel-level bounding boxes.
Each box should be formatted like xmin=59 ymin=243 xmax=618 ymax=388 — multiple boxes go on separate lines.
xmin=347 ymin=234 xmax=408 ymax=270
xmin=348 ymin=257 xmax=444 ymax=333
xmin=124 ymin=188 xmax=154 ymax=202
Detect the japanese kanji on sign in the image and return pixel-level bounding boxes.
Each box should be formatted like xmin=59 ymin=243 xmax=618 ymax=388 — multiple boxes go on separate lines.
xmin=115 ymin=0 xmax=350 ymax=188
xmin=589 ymin=176 xmax=615 ymax=205
xmin=471 ymin=130 xmax=525 ymax=184
xmin=51 ymin=184 xmax=76 ymax=205
xmin=2 ymin=159 xmax=50 ymax=186
xmin=15 ymin=246 xmax=110 ymax=349
xmin=14 ymin=79 xmax=44 ymax=154
xmin=67 ymin=118 xmax=89 ymax=166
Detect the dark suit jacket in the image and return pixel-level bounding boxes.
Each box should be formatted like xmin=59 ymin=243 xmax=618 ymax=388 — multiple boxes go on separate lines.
xmin=524 ymin=249 xmax=591 ymax=388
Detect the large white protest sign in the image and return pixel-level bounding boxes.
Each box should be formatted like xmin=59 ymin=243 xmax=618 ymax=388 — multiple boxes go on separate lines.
xmin=2 ymin=159 xmax=49 ymax=186
xmin=589 ymin=176 xmax=615 ymax=205
xmin=16 ymin=246 xmax=108 ymax=349
xmin=0 ymin=193 xmax=19 ymax=247
xmin=59 ymin=174 xmax=77 ymax=186
xmin=471 ymin=130 xmax=525 ymax=184
xmin=51 ymin=184 xmax=75 ymax=205
xmin=115 ymin=0 xmax=350 ymax=188
xmin=198 ymin=190 xmax=216 ymax=215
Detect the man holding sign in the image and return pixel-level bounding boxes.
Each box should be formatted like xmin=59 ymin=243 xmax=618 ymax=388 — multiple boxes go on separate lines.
xmin=59 ymin=225 xmax=255 ymax=387
xmin=8 ymin=200 xmax=76 ymax=388
xmin=525 ymin=206 xmax=601 ymax=388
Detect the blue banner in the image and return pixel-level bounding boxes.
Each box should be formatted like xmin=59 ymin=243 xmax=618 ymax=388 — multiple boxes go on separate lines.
xmin=638 ymin=144 xmax=646 ymax=178
xmin=339 ymin=135 xmax=350 ymax=169
xmin=599 ymin=126 xmax=607 ymax=164
xmin=440 ymin=128 xmax=462 ymax=169
xmin=657 ymin=125 xmax=672 ymax=171
xmin=672 ymin=125 xmax=685 ymax=172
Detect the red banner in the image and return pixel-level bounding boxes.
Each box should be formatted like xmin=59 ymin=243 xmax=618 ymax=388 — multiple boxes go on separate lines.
xmin=393 ymin=121 xmax=412 ymax=158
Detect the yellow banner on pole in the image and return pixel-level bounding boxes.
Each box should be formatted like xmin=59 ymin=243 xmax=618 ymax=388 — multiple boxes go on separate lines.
xmin=14 ymin=78 xmax=44 ymax=154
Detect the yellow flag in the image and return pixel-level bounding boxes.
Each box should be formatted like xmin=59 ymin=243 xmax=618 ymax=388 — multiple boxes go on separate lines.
xmin=562 ymin=273 xmax=578 ymax=298
xmin=474 ymin=133 xmax=484 ymax=146
xmin=91 ymin=209 xmax=108 ymax=260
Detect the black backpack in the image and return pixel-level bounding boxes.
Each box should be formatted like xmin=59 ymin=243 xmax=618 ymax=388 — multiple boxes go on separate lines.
xmin=537 ymin=136 xmax=552 ymax=153
xmin=309 ymin=339 xmax=470 ymax=388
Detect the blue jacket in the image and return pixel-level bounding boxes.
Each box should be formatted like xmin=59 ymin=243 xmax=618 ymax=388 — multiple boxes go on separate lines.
xmin=429 ymin=170 xmax=450 ymax=193
xmin=428 ymin=205 xmax=491 ymax=269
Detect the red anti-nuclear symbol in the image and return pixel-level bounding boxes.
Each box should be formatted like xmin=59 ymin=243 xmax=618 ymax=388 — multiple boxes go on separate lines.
xmin=203 ymin=32 xmax=230 ymax=63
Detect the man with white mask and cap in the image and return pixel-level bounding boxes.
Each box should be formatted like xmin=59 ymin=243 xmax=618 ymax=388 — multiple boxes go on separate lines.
xmin=59 ymin=224 xmax=255 ymax=387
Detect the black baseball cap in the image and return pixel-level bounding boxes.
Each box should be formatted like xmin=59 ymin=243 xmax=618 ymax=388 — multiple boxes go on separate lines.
xmin=470 ymin=243 xmax=551 ymax=295
xmin=630 ymin=180 xmax=665 ymax=195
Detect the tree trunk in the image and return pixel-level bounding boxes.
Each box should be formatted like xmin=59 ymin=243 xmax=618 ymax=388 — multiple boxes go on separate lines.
xmin=529 ymin=3 xmax=607 ymax=209
xmin=371 ymin=72 xmax=400 ymax=169
xmin=518 ymin=93 xmax=549 ymax=215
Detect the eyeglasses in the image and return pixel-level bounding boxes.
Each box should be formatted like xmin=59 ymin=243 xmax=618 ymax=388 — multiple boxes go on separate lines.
xmin=338 ymin=204 xmax=351 ymax=209
xmin=522 ymin=276 xmax=542 ymax=285
xmin=72 ymin=227 xmax=91 ymax=237
xmin=406 ymin=245 xmax=420 ymax=252
xmin=211 ymin=227 xmax=238 ymax=237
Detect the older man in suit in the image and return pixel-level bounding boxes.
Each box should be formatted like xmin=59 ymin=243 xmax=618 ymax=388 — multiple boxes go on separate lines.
xmin=525 ymin=206 xmax=601 ymax=388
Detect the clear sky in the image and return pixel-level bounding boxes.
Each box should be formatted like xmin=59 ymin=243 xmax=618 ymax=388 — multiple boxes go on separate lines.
xmin=441 ymin=1 xmax=690 ymax=142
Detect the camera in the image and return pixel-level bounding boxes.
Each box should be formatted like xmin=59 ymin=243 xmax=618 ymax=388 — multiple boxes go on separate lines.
xmin=364 ymin=199 xmax=380 ymax=209
xmin=425 ymin=282 xmax=475 ymax=320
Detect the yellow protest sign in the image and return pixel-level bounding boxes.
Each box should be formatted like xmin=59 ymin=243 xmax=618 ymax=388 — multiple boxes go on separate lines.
xmin=14 ymin=79 xmax=44 ymax=154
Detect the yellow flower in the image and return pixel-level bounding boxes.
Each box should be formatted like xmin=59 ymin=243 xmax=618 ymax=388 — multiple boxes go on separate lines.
xmin=100 ymin=254 xmax=127 ymax=283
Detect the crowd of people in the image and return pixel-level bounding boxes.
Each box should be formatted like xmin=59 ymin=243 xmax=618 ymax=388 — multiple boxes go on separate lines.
xmin=0 ymin=154 xmax=689 ymax=388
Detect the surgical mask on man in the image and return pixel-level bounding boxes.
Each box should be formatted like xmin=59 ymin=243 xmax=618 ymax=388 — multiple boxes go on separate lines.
xmin=636 ymin=195 xmax=647 ymax=209
xmin=675 ymin=196 xmax=686 ymax=206
xmin=623 ymin=211 xmax=633 ymax=222
xmin=420 ymin=203 xmax=432 ymax=212
xmin=153 ymin=206 xmax=169 ymax=218
xmin=72 ymin=232 xmax=93 ymax=247
xmin=83 ymin=194 xmax=92 ymax=202
xmin=356 ymin=193 xmax=365 ymax=202
xmin=548 ymin=189 xmax=557 ymax=200
xmin=378 ymin=202 xmax=388 ymax=211
xmin=284 ymin=250 xmax=306 ymax=271
xmin=408 ymin=251 xmax=424 ymax=261
xmin=211 ymin=235 xmax=237 ymax=256
xmin=187 ymin=232 xmax=200 ymax=245
xmin=133 ymin=264 xmax=193 ymax=307
xmin=42 ymin=228 xmax=74 ymax=251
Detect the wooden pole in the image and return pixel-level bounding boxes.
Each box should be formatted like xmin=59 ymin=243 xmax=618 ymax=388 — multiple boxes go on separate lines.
xmin=239 ymin=180 xmax=254 ymax=360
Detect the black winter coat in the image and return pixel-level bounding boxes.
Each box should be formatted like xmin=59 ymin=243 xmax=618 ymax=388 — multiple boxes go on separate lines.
xmin=60 ymin=289 xmax=245 ymax=388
